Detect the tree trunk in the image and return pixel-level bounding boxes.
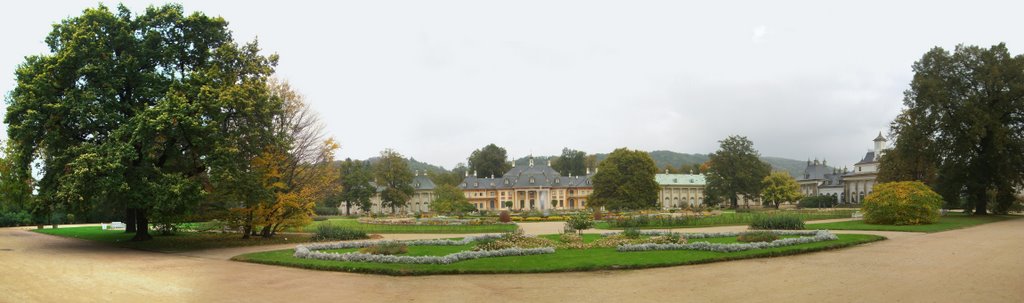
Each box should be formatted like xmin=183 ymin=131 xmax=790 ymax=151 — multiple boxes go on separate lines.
xmin=130 ymin=209 xmax=152 ymax=241
xmin=729 ymin=196 xmax=738 ymax=209
xmin=345 ymin=203 xmax=351 ymax=216
xmin=242 ymin=224 xmax=253 ymax=239
xmin=973 ymin=191 xmax=988 ymax=215
xmin=125 ymin=207 xmax=137 ymax=233
xmin=259 ymin=225 xmax=272 ymax=238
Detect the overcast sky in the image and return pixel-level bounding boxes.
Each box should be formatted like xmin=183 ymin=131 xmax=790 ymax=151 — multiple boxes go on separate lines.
xmin=3 ymin=1 xmax=1023 ymax=169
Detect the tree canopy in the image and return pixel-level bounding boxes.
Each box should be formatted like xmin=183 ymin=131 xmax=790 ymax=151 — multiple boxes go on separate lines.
xmin=589 ymin=148 xmax=659 ymax=211
xmin=336 ymin=158 xmax=375 ymax=215
xmin=705 ymin=136 xmax=771 ymax=208
xmin=879 ymin=43 xmax=1024 ymax=214
xmin=760 ymin=172 xmax=802 ymax=209
xmin=467 ymin=144 xmax=511 ymax=178
xmin=430 ymin=184 xmax=474 ymax=216
xmin=375 ymin=149 xmax=414 ymax=213
xmin=551 ymin=148 xmax=587 ymax=176
xmin=4 ymin=4 xmax=280 ymax=240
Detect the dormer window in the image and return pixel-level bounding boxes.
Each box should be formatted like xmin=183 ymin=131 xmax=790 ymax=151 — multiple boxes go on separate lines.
xmin=529 ymin=177 xmax=535 ymax=184
xmin=504 ymin=179 xmax=509 ymax=185
xmin=474 ymin=182 xmax=479 ymax=187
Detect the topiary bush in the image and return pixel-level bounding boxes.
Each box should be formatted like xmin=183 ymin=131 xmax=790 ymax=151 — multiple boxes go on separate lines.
xmin=498 ymin=210 xmax=511 ymax=223
xmin=749 ymin=214 xmax=804 ymax=230
xmin=359 ymin=242 xmax=408 ymax=255
xmin=798 ymin=195 xmax=836 ymax=209
xmin=861 ymin=181 xmax=943 ymax=225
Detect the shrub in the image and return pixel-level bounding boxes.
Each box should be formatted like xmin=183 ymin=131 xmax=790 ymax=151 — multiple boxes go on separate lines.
xmin=622 ymin=228 xmax=642 ymax=239
xmin=565 ymin=212 xmax=594 ymax=235
xmin=737 ymin=231 xmax=780 ymax=243
xmin=314 ymin=206 xmax=339 ymax=216
xmin=0 ymin=211 xmax=32 ymax=227
xmin=749 ymin=214 xmax=804 ymax=230
xmin=798 ymin=195 xmax=836 ymax=209
xmin=313 ymin=223 xmax=370 ymax=241
xmin=473 ymin=229 xmax=555 ymax=251
xmin=193 ymin=219 xmax=226 ymax=232
xmin=312 ymin=216 xmax=329 ymax=222
xmin=862 ymin=181 xmax=943 ymax=225
xmin=498 ymin=211 xmax=511 ymax=223
xmin=359 ymin=242 xmax=408 ymax=255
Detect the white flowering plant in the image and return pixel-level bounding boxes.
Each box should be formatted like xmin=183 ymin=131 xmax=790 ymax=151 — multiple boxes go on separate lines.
xmin=616 ymin=230 xmax=838 ymax=253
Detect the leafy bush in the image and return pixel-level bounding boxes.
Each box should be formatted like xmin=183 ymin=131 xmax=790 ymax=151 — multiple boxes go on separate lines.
xmin=749 ymin=214 xmax=804 ymax=230
xmin=193 ymin=219 xmax=227 ymax=233
xmin=498 ymin=211 xmax=511 ymax=223
xmin=737 ymin=231 xmax=780 ymax=243
xmin=312 ymin=216 xmax=329 ymax=221
xmin=0 ymin=211 xmax=32 ymax=227
xmin=315 ymin=206 xmax=339 ymax=216
xmin=798 ymin=195 xmax=836 ymax=208
xmin=862 ymin=181 xmax=943 ymax=225
xmin=621 ymin=228 xmax=642 ymax=239
xmin=359 ymin=242 xmax=408 ymax=255
xmin=312 ymin=223 xmax=370 ymax=241
xmin=565 ymin=212 xmax=594 ymax=235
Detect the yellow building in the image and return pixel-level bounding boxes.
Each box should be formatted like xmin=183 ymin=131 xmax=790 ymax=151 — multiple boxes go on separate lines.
xmin=460 ymin=157 xmax=594 ymax=211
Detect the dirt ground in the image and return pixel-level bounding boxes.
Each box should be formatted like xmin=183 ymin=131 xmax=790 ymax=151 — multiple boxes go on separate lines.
xmin=1 ymin=218 xmax=1021 ymax=303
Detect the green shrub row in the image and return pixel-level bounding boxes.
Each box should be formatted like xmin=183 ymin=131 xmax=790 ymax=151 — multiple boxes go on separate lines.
xmin=749 ymin=215 xmax=804 ymax=230
xmin=312 ymin=223 xmax=370 ymax=241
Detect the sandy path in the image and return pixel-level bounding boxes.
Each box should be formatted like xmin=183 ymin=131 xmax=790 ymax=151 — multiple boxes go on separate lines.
xmin=2 ymin=218 xmax=1021 ymax=303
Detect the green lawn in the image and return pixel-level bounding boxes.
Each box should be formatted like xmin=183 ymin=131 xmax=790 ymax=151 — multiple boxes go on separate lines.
xmin=805 ymin=213 xmax=1017 ymax=233
xmin=34 ymin=226 xmax=314 ymax=253
xmin=233 ymin=233 xmax=884 ymax=275
xmin=595 ymin=210 xmax=856 ymax=230
xmin=301 ymin=219 xmax=518 ymax=234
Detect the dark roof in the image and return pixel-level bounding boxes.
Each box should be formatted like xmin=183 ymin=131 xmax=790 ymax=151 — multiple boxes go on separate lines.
xmin=797 ymin=162 xmax=833 ymax=181
xmin=459 ymin=162 xmax=594 ymax=190
xmin=873 ymin=132 xmax=887 ymax=142
xmin=856 ymin=151 xmax=878 ymax=165
xmin=411 ymin=175 xmax=435 ymax=190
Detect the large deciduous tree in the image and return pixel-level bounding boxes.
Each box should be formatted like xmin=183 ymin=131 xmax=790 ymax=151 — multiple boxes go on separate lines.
xmin=881 ymin=43 xmax=1024 ymax=215
xmin=226 ymin=79 xmax=338 ymax=239
xmin=552 ymin=148 xmax=587 ymax=176
xmin=589 ymin=148 xmax=659 ymax=211
xmin=5 ymin=4 xmax=280 ymax=241
xmin=760 ymin=172 xmax=802 ymax=209
xmin=337 ymin=158 xmax=375 ymax=215
xmin=705 ymin=136 xmax=771 ymax=209
xmin=375 ymin=149 xmax=414 ymax=213
xmin=430 ymin=184 xmax=474 ymax=216
xmin=467 ymin=144 xmax=511 ymax=178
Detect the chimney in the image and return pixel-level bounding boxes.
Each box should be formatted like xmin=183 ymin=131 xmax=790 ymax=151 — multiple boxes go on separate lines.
xmin=823 ymin=159 xmax=827 ymax=166
xmin=529 ymin=157 xmax=534 ymax=167
xmin=586 ymin=167 xmax=591 ymax=175
xmin=547 ymin=160 xmax=552 ymax=166
xmin=665 ymin=168 xmax=669 ymax=174
xmin=465 ymin=170 xmax=469 ymax=177
xmin=474 ymin=170 xmax=478 ymax=177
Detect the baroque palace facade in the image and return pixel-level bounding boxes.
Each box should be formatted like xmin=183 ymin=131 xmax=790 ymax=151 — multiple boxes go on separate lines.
xmin=797 ymin=133 xmax=887 ymax=204
xmin=347 ymin=156 xmax=715 ymax=214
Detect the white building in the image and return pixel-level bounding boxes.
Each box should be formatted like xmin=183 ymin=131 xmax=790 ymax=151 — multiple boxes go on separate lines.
xmin=797 ymin=132 xmax=887 ymax=205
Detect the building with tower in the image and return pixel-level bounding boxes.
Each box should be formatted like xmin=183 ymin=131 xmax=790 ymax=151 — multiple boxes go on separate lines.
xmin=796 ymin=132 xmax=887 ymax=204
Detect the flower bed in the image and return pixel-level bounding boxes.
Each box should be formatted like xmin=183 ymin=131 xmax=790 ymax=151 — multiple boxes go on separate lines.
xmin=294 ymin=246 xmax=554 ymax=265
xmin=301 ymin=234 xmax=504 ymax=251
xmin=616 ymin=230 xmax=838 ymax=253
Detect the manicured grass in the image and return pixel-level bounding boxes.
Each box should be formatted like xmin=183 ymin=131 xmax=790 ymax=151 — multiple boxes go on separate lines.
xmin=233 ymin=233 xmax=884 ymax=275
xmin=34 ymin=226 xmax=314 ymax=253
xmin=805 ymin=213 xmax=1017 ymax=233
xmin=596 ymin=210 xmax=856 ymax=230
xmin=301 ymin=219 xmax=518 ymax=234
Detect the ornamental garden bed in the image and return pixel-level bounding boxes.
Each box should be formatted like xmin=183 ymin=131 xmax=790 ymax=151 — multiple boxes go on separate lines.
xmin=805 ymin=213 xmax=1017 ymax=233
xmin=233 ymin=230 xmax=884 ymax=275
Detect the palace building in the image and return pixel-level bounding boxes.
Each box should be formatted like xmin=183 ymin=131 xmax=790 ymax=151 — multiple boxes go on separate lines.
xmin=796 ymin=132 xmax=887 ymax=204
xmin=459 ymin=157 xmax=595 ymax=211
xmin=656 ymin=171 xmax=706 ymax=209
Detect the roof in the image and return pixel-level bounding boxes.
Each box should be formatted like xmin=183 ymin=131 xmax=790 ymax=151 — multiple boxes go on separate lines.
xmin=797 ymin=162 xmax=833 ymax=181
xmin=411 ymin=175 xmax=435 ymax=190
xmin=855 ymin=151 xmax=878 ymax=165
xmin=656 ymin=174 xmax=706 ymax=186
xmin=459 ymin=159 xmax=595 ymax=190
xmin=873 ymin=132 xmax=887 ymax=142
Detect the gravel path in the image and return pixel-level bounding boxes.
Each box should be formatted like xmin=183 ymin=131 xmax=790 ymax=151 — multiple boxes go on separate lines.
xmin=1 ymin=217 xmax=1021 ymax=302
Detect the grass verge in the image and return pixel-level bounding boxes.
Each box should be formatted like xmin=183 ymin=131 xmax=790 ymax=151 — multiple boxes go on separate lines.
xmin=34 ymin=226 xmax=314 ymax=253
xmin=232 ymin=233 xmax=883 ymax=275
xmin=805 ymin=213 xmax=1017 ymax=233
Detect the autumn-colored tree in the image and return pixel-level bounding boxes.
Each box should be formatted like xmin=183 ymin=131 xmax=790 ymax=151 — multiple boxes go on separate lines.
xmin=760 ymin=172 xmax=802 ymax=209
